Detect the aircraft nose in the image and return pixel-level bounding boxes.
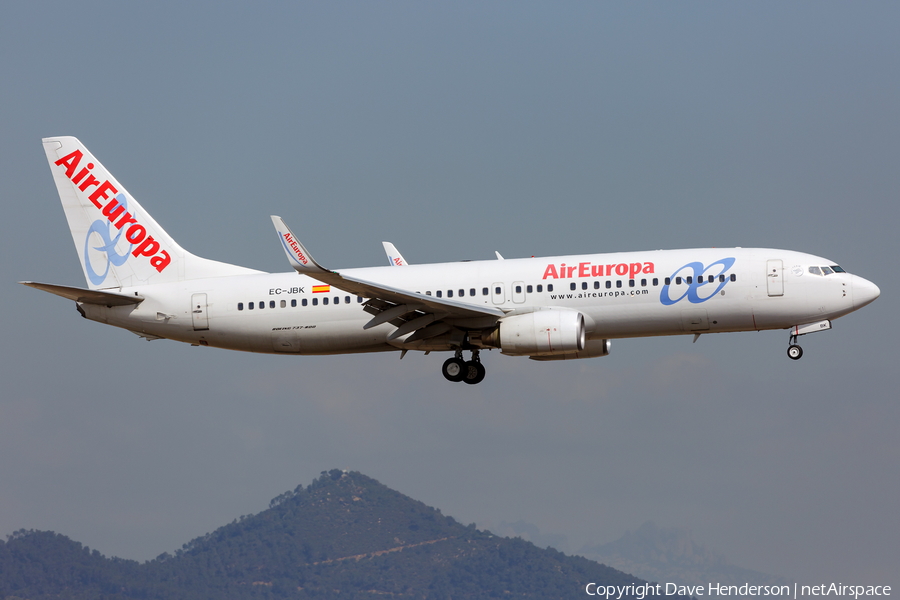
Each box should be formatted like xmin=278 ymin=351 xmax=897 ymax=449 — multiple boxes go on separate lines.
xmin=852 ymin=276 xmax=880 ymax=309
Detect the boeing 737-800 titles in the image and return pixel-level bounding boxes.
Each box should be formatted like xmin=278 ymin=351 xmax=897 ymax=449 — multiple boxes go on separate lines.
xmin=23 ymin=137 xmax=880 ymax=384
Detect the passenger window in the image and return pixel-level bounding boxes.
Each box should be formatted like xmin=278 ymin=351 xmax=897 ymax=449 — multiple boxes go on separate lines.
xmin=730 ymin=274 xmax=736 ymax=282
xmin=606 ymin=281 xmax=611 ymax=289
xmin=719 ymin=274 xmax=725 ymax=283
xmin=323 ymin=297 xmax=329 ymax=305
xmin=249 ymin=302 xmax=254 ymax=310
xmin=302 ymin=298 xmax=308 ymax=306
xmin=515 ymin=285 xmax=522 ymax=294
xmin=495 ymin=286 xmax=501 ymax=295
xmin=616 ymin=280 xmax=622 ymax=288
xmin=594 ymin=281 xmax=600 ymax=289
xmin=447 ymin=290 xmax=453 ymax=298
xmin=345 ymin=296 xmax=350 ymax=304
xmin=482 ymin=288 xmax=488 ymax=295
xmin=333 ymin=296 xmax=339 ymax=304
xmin=280 ymin=300 xmax=286 ymax=308
xmin=470 ymin=288 xmax=476 ymax=296
xmin=536 ymin=284 xmax=543 ymax=293
xmin=259 ymin=300 xmax=265 ymax=309
xmin=665 ymin=277 xmax=671 ymax=285
xmin=629 ymin=279 xmax=635 ymax=287
xmin=312 ymin=298 xmax=318 ymax=306
xmin=641 ymin=279 xmax=647 ymax=287
xmin=238 ymin=302 xmax=244 ymax=311
xmin=357 ymin=296 xmax=363 ymax=303
xmin=570 ymin=283 xmax=577 ymax=291
xmin=686 ymin=276 xmax=693 ymax=284
xmin=548 ymin=284 xmax=554 ymax=292
xmin=675 ymin=277 xmax=682 ymax=285
xmin=291 ymin=299 xmax=296 ymax=307
xmin=653 ymin=278 xmax=658 ymax=286
xmin=526 ymin=285 xmax=533 ymax=293
xmin=426 ymin=291 xmax=432 ymax=296
xmin=436 ymin=291 xmax=442 ymax=298
xmin=459 ymin=289 xmax=465 ymax=297
xmin=708 ymin=275 xmax=714 ymax=283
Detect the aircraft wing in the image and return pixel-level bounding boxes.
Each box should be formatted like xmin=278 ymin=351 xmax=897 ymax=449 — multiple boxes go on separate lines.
xmin=271 ymin=216 xmax=505 ymax=341
xmin=382 ymin=242 xmax=408 ymax=266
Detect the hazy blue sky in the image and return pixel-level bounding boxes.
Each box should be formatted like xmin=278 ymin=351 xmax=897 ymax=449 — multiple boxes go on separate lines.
xmin=2 ymin=1 xmax=897 ymax=587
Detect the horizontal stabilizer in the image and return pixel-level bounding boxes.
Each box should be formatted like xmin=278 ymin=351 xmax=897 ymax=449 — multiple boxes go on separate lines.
xmin=20 ymin=281 xmax=144 ymax=306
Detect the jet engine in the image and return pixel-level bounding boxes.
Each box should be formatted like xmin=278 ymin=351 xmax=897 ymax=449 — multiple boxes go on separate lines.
xmin=528 ymin=338 xmax=611 ymax=361
xmin=478 ymin=309 xmax=586 ymax=356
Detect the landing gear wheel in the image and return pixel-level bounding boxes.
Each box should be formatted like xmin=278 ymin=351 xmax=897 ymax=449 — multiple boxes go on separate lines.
xmin=462 ymin=360 xmax=486 ymax=385
xmin=787 ymin=344 xmax=803 ymax=360
xmin=442 ymin=357 xmax=467 ymax=382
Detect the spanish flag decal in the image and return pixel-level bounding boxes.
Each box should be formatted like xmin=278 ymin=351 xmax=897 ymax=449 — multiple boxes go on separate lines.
xmin=312 ymin=285 xmax=330 ymax=293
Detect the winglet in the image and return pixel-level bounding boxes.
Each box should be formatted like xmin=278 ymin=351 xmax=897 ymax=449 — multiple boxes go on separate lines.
xmin=382 ymin=242 xmax=409 ymax=266
xmin=270 ymin=216 xmax=330 ymax=274
xmin=495 ymin=251 xmax=504 ymax=260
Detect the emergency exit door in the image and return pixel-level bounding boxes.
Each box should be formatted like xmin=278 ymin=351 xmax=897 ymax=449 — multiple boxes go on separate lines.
xmin=191 ymin=293 xmax=209 ymax=330
xmin=491 ymin=282 xmax=505 ymax=305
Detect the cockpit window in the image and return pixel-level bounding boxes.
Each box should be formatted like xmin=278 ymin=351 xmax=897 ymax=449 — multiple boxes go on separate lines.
xmin=808 ymin=266 xmax=822 ymax=276
xmin=821 ymin=266 xmax=834 ymax=276
xmin=831 ymin=265 xmax=846 ymax=273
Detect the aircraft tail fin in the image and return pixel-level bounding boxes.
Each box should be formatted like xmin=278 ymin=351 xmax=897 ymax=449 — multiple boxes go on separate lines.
xmin=42 ymin=137 xmax=260 ymax=290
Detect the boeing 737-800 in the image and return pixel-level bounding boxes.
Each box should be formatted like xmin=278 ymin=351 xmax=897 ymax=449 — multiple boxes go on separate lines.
xmin=23 ymin=137 xmax=880 ymax=384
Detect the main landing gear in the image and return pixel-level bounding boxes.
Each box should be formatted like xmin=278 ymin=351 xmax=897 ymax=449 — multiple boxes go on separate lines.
xmin=787 ymin=334 xmax=803 ymax=361
xmin=442 ymin=350 xmax=486 ymax=385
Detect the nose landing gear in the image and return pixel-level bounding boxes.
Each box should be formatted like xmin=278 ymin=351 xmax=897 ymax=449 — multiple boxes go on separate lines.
xmin=787 ymin=334 xmax=803 ymax=360
xmin=442 ymin=350 xmax=486 ymax=384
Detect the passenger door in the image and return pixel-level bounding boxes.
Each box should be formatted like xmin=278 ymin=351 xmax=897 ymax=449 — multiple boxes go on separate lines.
xmin=191 ymin=293 xmax=209 ymax=330
xmin=766 ymin=259 xmax=784 ymax=296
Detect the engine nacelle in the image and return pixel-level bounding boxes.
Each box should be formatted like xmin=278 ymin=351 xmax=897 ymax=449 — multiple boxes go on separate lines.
xmin=528 ymin=338 xmax=611 ymax=361
xmin=483 ymin=309 xmax=586 ymax=356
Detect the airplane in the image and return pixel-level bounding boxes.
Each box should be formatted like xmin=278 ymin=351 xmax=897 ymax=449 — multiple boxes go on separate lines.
xmin=22 ymin=136 xmax=880 ymax=385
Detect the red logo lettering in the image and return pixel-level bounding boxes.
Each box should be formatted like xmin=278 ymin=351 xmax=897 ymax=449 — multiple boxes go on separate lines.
xmin=283 ymin=233 xmax=308 ymax=265
xmin=56 ymin=147 xmax=171 ymax=274
xmin=542 ymin=261 xmax=655 ymax=279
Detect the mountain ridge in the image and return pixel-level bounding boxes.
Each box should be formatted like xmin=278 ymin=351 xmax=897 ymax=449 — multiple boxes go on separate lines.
xmin=1 ymin=469 xmax=672 ymax=599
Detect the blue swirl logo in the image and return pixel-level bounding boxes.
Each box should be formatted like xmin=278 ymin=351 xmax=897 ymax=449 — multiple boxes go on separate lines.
xmin=84 ymin=193 xmax=133 ymax=285
xmin=660 ymin=257 xmax=736 ymax=306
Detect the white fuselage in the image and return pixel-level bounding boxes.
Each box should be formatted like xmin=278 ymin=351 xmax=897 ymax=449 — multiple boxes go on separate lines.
xmin=79 ymin=247 xmax=876 ymax=356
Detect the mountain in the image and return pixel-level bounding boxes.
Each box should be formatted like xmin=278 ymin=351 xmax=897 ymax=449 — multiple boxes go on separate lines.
xmin=579 ymin=521 xmax=789 ymax=588
xmin=494 ymin=519 xmax=569 ymax=553
xmin=0 ymin=470 xmax=668 ymax=599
